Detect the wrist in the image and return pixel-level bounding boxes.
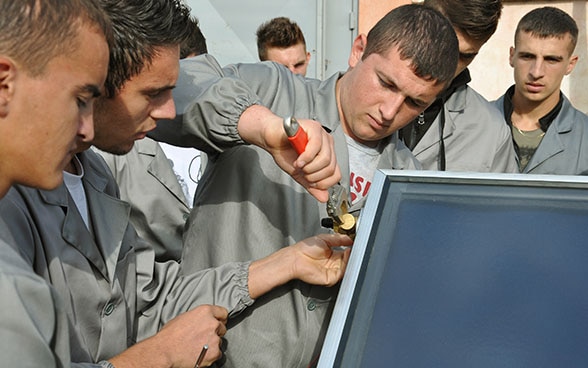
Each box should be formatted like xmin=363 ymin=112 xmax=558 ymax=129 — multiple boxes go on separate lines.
xmin=237 ymin=105 xmax=285 ymax=151
xmin=248 ymin=246 xmax=296 ymax=299
xmin=108 ymin=335 xmax=172 ymax=368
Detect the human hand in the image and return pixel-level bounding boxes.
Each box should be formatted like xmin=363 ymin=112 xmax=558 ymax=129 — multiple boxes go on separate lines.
xmin=108 ymin=304 xmax=228 ymax=368
xmin=237 ymin=105 xmax=341 ymax=203
xmin=289 ymin=233 xmax=353 ymax=287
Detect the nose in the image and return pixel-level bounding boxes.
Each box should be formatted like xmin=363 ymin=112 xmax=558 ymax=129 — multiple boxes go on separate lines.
xmin=380 ymin=93 xmax=404 ymax=121
xmin=151 ymin=91 xmax=177 ymax=121
xmin=79 ymin=110 xmax=95 ymax=143
xmin=529 ymin=59 xmax=545 ymax=79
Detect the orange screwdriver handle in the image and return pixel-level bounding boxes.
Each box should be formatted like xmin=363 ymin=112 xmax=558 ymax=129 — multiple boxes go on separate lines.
xmin=283 ymin=116 xmax=308 ymax=155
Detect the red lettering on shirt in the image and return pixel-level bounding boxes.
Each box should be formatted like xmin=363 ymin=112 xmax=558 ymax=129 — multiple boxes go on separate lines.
xmin=349 ymin=172 xmax=372 ymax=204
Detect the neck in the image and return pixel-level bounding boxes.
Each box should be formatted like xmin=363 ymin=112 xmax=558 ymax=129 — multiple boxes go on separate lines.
xmin=0 ymin=181 xmax=8 ymax=199
xmin=511 ymin=91 xmax=559 ymax=131
xmin=64 ymin=157 xmax=78 ymax=175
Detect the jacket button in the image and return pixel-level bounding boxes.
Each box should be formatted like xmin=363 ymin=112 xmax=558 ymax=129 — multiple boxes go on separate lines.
xmin=307 ymin=300 xmax=316 ymax=311
xmin=104 ymin=303 xmax=115 ymax=316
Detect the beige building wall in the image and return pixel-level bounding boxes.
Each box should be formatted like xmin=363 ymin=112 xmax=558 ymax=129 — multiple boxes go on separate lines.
xmin=358 ymin=0 xmax=588 ymax=112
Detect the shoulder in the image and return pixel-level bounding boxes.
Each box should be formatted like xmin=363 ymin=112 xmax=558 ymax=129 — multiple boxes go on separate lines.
xmin=559 ymin=95 xmax=588 ymax=130
xmin=452 ymin=86 xmax=507 ymax=132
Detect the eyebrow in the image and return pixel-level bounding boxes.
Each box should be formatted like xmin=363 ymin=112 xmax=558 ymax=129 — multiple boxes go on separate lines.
xmin=144 ymin=85 xmax=176 ymax=95
xmin=545 ymin=54 xmax=565 ymax=62
xmin=459 ymin=51 xmax=478 ymax=59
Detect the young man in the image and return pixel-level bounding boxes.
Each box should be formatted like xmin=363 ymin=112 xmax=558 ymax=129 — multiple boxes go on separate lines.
xmin=0 ymin=0 xmax=352 ymax=367
xmin=95 ymin=16 xmax=209 ymax=261
xmin=153 ymin=4 xmax=459 ymax=367
xmin=493 ymin=6 xmax=588 ymax=174
xmin=0 ymin=0 xmax=111 ymax=365
xmin=256 ymin=16 xmax=311 ymax=76
xmin=400 ymin=0 xmax=517 ymax=173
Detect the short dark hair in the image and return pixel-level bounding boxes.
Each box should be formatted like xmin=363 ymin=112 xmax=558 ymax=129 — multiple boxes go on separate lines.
xmin=515 ymin=6 xmax=578 ymax=55
xmin=0 ymin=0 xmax=112 ymax=77
xmin=424 ymin=0 xmax=502 ymax=43
xmin=180 ymin=16 xmax=208 ymax=58
xmin=256 ymin=17 xmax=306 ymax=61
xmin=98 ymin=0 xmax=194 ymax=97
xmin=363 ymin=4 xmax=458 ymax=86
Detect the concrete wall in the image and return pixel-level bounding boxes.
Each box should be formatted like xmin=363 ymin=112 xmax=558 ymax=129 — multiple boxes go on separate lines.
xmin=358 ymin=0 xmax=588 ymax=112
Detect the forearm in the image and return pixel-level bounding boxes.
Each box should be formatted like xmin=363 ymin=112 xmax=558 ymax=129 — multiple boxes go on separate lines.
xmin=107 ymin=336 xmax=170 ymax=368
xmin=247 ymin=246 xmax=295 ymax=299
xmin=236 ymin=104 xmax=284 ymax=151
xmin=247 ymin=234 xmax=353 ymax=299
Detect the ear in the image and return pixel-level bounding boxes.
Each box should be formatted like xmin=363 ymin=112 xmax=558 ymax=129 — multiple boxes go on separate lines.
xmin=348 ymin=34 xmax=367 ymax=68
xmin=0 ymin=56 xmax=17 ymax=117
xmin=305 ymin=51 xmax=311 ymax=64
xmin=565 ymin=55 xmax=579 ymax=75
xmin=508 ymin=46 xmax=515 ymax=68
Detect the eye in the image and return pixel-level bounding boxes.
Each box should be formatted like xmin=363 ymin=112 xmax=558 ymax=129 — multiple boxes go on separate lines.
xmin=147 ymin=91 xmax=162 ymax=99
xmin=459 ymin=54 xmax=476 ymax=62
xmin=77 ymin=97 xmax=89 ymax=109
xmin=406 ymin=98 xmax=427 ymax=109
xmin=544 ymin=57 xmax=562 ymax=64
xmin=406 ymin=99 xmax=419 ymax=108
xmin=378 ymin=77 xmax=394 ymax=90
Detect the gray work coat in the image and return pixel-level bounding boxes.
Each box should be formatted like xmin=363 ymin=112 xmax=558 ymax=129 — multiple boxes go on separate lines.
xmin=94 ymin=138 xmax=191 ymax=262
xmin=0 ymin=149 xmax=253 ymax=366
xmin=153 ymin=54 xmax=420 ymax=367
xmin=0 ymin=218 xmax=71 ymax=367
xmin=494 ymin=92 xmax=588 ymax=175
xmin=413 ymin=84 xmax=518 ymax=173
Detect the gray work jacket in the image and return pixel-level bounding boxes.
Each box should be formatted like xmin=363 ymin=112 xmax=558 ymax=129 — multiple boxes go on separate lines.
xmin=153 ymin=54 xmax=420 ymax=367
xmin=413 ymin=84 xmax=518 ymax=173
xmin=0 ymin=149 xmax=253 ymax=365
xmin=494 ymin=92 xmax=588 ymax=174
xmin=0 ymin=218 xmax=71 ymax=367
xmin=94 ymin=138 xmax=191 ymax=261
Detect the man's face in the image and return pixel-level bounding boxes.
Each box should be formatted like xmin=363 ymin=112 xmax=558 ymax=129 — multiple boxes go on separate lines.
xmin=337 ymin=35 xmax=445 ymax=147
xmin=0 ymin=23 xmax=108 ymax=192
xmin=509 ymin=31 xmax=578 ymax=108
xmin=265 ymin=42 xmax=310 ymax=76
xmin=454 ymin=29 xmax=485 ymax=78
xmin=90 ymin=45 xmax=180 ymax=155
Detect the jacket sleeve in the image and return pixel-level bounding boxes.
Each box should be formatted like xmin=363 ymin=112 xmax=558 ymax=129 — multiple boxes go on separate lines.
xmin=151 ymin=54 xmax=260 ymax=154
xmin=88 ymin=150 xmax=256 ymax=339
xmin=132 ymin=229 xmax=254 ymax=339
xmin=153 ymin=54 xmax=306 ymax=156
xmin=0 ymin=238 xmax=71 ymax=368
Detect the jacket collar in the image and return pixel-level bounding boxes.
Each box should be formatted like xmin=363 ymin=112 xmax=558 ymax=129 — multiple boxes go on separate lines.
xmin=524 ymin=95 xmax=574 ymax=172
xmin=39 ymin=150 xmax=130 ymax=282
xmin=314 ymin=72 xmax=345 ymax=134
xmin=137 ymin=139 xmax=191 ymax=208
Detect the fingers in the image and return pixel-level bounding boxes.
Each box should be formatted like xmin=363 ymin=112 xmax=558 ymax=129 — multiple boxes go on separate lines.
xmin=216 ymin=318 xmax=227 ymax=337
xmin=293 ymin=119 xmax=341 ymax=189
xmin=292 ymin=233 xmax=354 ymax=286
xmin=315 ymin=233 xmax=354 ymax=248
xmin=202 ymin=336 xmax=223 ymax=366
xmin=210 ymin=304 xmax=229 ymax=324
xmin=189 ymin=305 xmax=227 ymax=367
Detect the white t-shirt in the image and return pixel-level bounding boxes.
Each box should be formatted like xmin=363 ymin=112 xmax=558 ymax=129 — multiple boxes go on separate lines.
xmin=345 ymin=135 xmax=382 ymax=205
xmin=63 ymin=155 xmax=92 ymax=231
xmin=159 ymin=143 xmax=203 ymax=207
